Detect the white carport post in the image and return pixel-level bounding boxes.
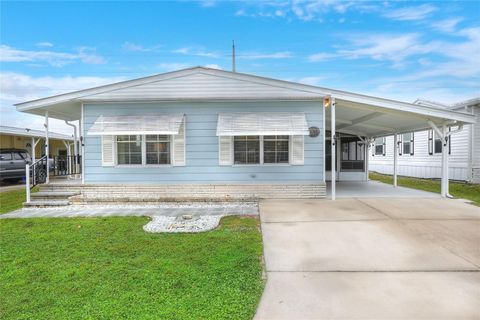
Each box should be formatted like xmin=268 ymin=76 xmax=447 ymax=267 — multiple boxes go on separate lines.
xmin=441 ymin=125 xmax=449 ymax=197
xmin=31 ymin=137 xmax=36 ymax=164
xmin=331 ymin=97 xmax=336 ymax=200
xmin=393 ymin=133 xmax=398 ymax=187
xmin=428 ymin=121 xmax=451 ymax=198
xmin=44 ymin=111 xmax=49 ymax=184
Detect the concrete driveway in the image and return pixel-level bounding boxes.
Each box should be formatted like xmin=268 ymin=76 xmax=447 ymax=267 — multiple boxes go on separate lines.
xmin=255 ymin=198 xmax=480 ymax=320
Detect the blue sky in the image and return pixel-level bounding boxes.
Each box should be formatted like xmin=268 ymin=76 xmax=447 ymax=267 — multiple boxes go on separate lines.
xmin=1 ymin=0 xmax=479 ymax=133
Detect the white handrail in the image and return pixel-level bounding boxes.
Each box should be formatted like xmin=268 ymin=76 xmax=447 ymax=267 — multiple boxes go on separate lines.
xmin=32 ymin=155 xmax=47 ymax=166
xmin=25 ymin=163 xmax=30 ymax=203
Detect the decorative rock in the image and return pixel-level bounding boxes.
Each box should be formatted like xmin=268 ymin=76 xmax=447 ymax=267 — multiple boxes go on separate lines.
xmin=143 ymin=215 xmax=222 ymax=233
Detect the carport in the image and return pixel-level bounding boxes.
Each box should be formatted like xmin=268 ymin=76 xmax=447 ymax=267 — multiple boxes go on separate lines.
xmin=323 ymin=93 xmax=475 ymax=199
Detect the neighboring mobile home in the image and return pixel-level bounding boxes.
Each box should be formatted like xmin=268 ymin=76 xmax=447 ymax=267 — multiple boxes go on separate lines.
xmin=369 ymin=98 xmax=480 ymax=183
xmin=14 ymin=67 xmax=475 ymax=200
xmin=0 ymin=125 xmax=75 ymax=161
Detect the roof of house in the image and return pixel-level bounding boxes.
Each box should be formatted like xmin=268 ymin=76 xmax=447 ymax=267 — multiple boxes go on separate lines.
xmin=14 ymin=66 xmax=476 ymax=137
xmin=0 ymin=125 xmax=74 ymax=140
xmin=414 ymin=97 xmax=480 ymax=110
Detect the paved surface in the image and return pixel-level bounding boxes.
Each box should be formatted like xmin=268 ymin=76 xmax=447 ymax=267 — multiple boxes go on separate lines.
xmin=327 ymin=180 xmax=440 ymax=198
xmin=0 ymin=202 xmax=258 ymax=219
xmin=0 ymin=181 xmax=25 ymax=192
xmin=255 ymin=198 xmax=480 ymax=320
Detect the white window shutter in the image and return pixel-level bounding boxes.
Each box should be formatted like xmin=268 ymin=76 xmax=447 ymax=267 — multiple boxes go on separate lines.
xmin=290 ymin=135 xmax=304 ymax=165
xmin=173 ymin=119 xmax=186 ymax=166
xmin=219 ymin=136 xmax=233 ymax=165
xmin=101 ymin=135 xmax=115 ymax=166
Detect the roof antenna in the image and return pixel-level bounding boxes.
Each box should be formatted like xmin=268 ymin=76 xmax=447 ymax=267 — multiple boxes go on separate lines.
xmin=232 ymin=40 xmax=236 ymax=73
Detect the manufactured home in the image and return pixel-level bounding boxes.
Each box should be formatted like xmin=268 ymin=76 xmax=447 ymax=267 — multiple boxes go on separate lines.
xmin=369 ymin=98 xmax=480 ymax=183
xmin=0 ymin=125 xmax=75 ymax=161
xmin=14 ymin=67 xmax=475 ymax=202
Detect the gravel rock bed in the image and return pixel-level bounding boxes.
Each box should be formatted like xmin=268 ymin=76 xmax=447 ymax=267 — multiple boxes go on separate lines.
xmin=143 ymin=215 xmax=222 ymax=233
xmin=1 ymin=202 xmax=258 ymax=219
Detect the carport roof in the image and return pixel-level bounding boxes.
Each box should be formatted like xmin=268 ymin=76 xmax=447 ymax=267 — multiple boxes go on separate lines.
xmin=15 ymin=66 xmax=475 ymax=137
xmin=0 ymin=125 xmax=74 ymax=141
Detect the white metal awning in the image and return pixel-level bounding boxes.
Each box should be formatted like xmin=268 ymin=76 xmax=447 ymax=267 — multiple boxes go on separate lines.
xmin=87 ymin=114 xmax=184 ymax=135
xmin=216 ymin=112 xmax=309 ymax=136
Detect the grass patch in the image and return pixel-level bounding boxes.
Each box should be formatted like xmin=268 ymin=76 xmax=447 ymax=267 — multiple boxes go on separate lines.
xmin=369 ymin=171 xmax=480 ymax=205
xmin=0 ymin=216 xmax=265 ymax=319
xmin=0 ymin=187 xmax=38 ymax=214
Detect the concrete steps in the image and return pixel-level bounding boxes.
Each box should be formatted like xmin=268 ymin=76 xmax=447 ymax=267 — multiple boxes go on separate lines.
xmin=23 ymin=200 xmax=71 ymax=207
xmin=24 ymin=189 xmax=80 ymax=208
xmin=31 ymin=191 xmax=79 ymax=200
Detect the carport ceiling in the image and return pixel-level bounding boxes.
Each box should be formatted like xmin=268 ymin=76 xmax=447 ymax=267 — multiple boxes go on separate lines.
xmin=325 ymin=99 xmax=468 ymax=138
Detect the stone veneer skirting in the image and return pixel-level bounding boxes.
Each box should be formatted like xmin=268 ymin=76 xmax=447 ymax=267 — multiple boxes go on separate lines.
xmin=41 ymin=183 xmax=326 ymax=204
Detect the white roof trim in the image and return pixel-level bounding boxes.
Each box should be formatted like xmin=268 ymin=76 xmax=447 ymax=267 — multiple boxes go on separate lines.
xmin=15 ymin=66 xmax=475 ymax=124
xmin=0 ymin=125 xmax=74 ymax=140
xmin=216 ymin=112 xmax=309 ymax=136
xmin=87 ymin=114 xmax=184 ymax=136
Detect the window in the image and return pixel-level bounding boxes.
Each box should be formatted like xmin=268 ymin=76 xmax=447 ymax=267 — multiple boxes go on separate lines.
xmin=146 ymin=135 xmax=171 ymax=165
xmin=233 ymin=135 xmax=290 ymax=165
xmin=117 ymin=135 xmax=142 ymax=165
xmin=374 ymin=137 xmax=385 ymax=156
xmin=402 ymin=132 xmax=414 ymax=155
xmin=234 ymin=136 xmax=260 ymax=165
xmin=13 ymin=152 xmax=24 ymax=160
xmin=20 ymin=152 xmax=30 ymax=161
xmin=429 ymin=129 xmax=451 ymax=155
xmin=264 ymin=135 xmax=289 ymax=164
xmin=0 ymin=152 xmax=12 ymax=161
xmin=428 ymin=130 xmax=434 ymax=155
xmin=434 ymin=136 xmax=443 ymax=154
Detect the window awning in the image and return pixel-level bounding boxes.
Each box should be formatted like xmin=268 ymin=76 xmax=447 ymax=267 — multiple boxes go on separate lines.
xmin=216 ymin=112 xmax=309 ymax=136
xmin=87 ymin=114 xmax=184 ymax=135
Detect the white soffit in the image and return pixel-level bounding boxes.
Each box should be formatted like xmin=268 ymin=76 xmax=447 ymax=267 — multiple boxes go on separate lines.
xmin=216 ymin=112 xmax=309 ymax=136
xmin=87 ymin=114 xmax=184 ymax=136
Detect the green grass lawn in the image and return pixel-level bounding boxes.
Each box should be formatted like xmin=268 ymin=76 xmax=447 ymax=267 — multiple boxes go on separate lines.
xmin=369 ymin=171 xmax=480 ymax=205
xmin=0 ymin=216 xmax=265 ymax=320
xmin=0 ymin=187 xmax=32 ymax=214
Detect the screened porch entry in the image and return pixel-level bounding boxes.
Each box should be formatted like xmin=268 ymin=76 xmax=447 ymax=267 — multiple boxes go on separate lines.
xmin=326 ymin=133 xmax=367 ymax=181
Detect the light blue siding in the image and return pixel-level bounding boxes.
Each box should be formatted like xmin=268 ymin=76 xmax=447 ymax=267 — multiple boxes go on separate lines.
xmin=83 ymin=101 xmax=324 ymax=184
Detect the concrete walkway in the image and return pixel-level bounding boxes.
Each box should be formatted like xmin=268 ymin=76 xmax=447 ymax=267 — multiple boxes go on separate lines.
xmin=255 ymin=198 xmax=480 ymax=319
xmin=327 ymin=180 xmax=441 ymax=198
xmin=0 ymin=202 xmax=258 ymax=219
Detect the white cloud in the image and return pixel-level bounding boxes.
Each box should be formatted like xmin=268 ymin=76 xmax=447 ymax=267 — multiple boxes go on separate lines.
xmin=157 ymin=63 xmax=191 ymax=71
xmin=309 ymin=27 xmax=480 ymax=78
xmin=356 ymin=27 xmax=480 ymax=104
xmin=172 ymin=47 xmax=220 ymax=58
xmin=431 ymin=17 xmax=463 ymax=33
xmin=199 ymin=0 xmax=216 ymax=7
xmin=309 ymin=33 xmax=442 ymax=67
xmin=0 ymin=45 xmax=106 ymax=67
xmin=297 ymin=76 xmax=327 ymax=86
xmin=204 ymin=64 xmax=222 ymax=70
xmin=239 ymin=51 xmax=293 ymax=60
xmin=122 ymin=41 xmax=162 ymax=52
xmin=36 ymin=42 xmax=53 ymax=48
xmin=122 ymin=41 xmax=149 ymax=52
xmin=228 ymin=1 xmax=376 ymax=21
xmin=0 ymin=72 xmax=124 ymax=133
xmin=308 ymin=52 xmax=339 ymax=62
xmin=383 ymin=4 xmax=436 ymax=21
xmin=235 ymin=9 xmax=246 ymax=16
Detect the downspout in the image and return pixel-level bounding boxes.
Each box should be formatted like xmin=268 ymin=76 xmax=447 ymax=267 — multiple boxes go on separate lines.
xmin=64 ymin=120 xmax=78 ymax=157
xmin=65 ymin=120 xmax=79 ymax=178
